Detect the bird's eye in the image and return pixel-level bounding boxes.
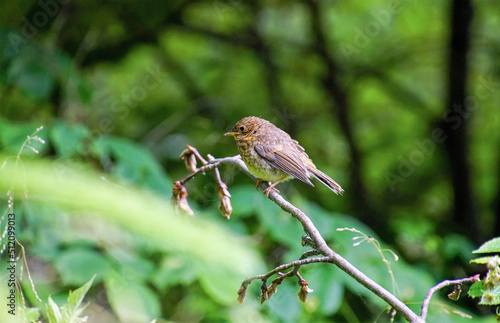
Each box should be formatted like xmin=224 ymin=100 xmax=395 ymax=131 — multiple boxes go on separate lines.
xmin=239 ymin=126 xmax=246 ymax=132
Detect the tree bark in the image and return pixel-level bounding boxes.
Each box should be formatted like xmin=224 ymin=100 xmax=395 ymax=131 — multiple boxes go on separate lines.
xmin=439 ymin=0 xmax=479 ymax=242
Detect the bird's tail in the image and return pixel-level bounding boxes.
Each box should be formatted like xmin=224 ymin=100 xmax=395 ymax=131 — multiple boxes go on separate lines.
xmin=308 ymin=167 xmax=344 ymax=195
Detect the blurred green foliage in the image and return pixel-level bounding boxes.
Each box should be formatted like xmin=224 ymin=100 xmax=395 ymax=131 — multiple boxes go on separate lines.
xmin=1 ymin=0 xmax=499 ymax=321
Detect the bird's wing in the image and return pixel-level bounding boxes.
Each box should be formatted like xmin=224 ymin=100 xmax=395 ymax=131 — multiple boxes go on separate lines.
xmin=254 ymin=143 xmax=313 ymax=186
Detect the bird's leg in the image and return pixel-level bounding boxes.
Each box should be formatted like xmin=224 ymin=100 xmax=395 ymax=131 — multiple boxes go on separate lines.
xmin=255 ymin=178 xmax=266 ymax=190
xmin=262 ymin=176 xmax=289 ymax=197
xmin=256 ymin=179 xmax=280 ymax=195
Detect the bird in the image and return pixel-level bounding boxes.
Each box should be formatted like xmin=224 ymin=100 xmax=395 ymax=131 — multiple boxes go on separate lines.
xmin=225 ymin=116 xmax=343 ymax=197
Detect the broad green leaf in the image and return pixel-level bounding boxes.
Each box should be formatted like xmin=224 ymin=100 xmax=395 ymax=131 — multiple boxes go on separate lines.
xmin=107 ymin=248 xmax=155 ymax=283
xmin=442 ymin=234 xmax=474 ymax=261
xmin=470 ymin=256 xmax=495 ymax=264
xmin=7 ymin=46 xmax=55 ymax=99
xmin=92 ymin=136 xmax=171 ymax=194
xmin=256 ymin=198 xmax=303 ymax=247
xmin=468 ymin=281 xmax=485 ymax=298
xmin=20 ymin=306 xmax=41 ymax=322
xmin=105 ymin=277 xmax=160 ymax=322
xmin=473 ymin=237 xmax=500 ymax=254
xmin=199 ymin=265 xmax=243 ymax=305
xmin=308 ymin=264 xmax=344 ymax=314
xmin=229 ymin=186 xmax=266 ymax=217
xmin=54 ymin=249 xmax=113 ymax=285
xmin=266 ymin=281 xmax=301 ymax=322
xmin=50 ymin=123 xmax=90 ymax=158
xmin=151 ymin=255 xmax=198 ymax=290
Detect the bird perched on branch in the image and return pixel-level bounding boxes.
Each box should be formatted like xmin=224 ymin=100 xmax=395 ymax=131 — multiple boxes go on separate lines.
xmin=225 ymin=116 xmax=343 ymax=197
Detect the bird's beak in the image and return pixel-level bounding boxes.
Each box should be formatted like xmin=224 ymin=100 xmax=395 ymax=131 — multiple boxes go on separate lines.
xmin=224 ymin=131 xmax=238 ymax=137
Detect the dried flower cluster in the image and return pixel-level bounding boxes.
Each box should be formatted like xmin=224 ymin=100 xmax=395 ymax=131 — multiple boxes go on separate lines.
xmin=237 ymin=271 xmax=314 ymax=305
xmin=481 ymin=256 xmax=500 ymax=304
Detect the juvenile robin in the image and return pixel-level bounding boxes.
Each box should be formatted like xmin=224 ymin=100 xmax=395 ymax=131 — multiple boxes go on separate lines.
xmin=225 ymin=116 xmax=344 ymax=197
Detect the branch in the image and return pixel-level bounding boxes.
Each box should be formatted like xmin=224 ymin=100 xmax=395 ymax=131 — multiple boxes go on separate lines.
xmin=420 ymin=275 xmax=480 ymax=321
xmin=174 ymin=147 xmax=487 ymax=321
xmin=174 ymin=147 xmax=423 ymax=322
xmin=267 ymin=186 xmax=423 ymax=322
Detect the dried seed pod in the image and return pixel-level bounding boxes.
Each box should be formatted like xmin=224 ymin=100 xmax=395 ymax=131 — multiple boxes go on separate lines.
xmin=180 ymin=148 xmax=198 ymax=173
xmin=237 ymin=283 xmax=248 ymax=304
xmin=267 ymin=281 xmax=279 ymax=299
xmin=217 ymin=182 xmax=232 ymax=219
xmin=298 ymin=280 xmax=313 ymax=303
xmin=172 ymin=181 xmax=194 ymax=216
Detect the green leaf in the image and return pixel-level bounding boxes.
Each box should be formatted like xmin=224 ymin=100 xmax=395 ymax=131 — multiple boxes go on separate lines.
xmin=92 ymin=136 xmax=171 ymax=194
xmin=105 ymin=277 xmax=160 ymax=322
xmin=308 ymin=264 xmax=344 ymax=314
xmin=470 ymin=256 xmax=495 ymax=264
xmin=256 ymin=198 xmax=303 ymax=247
xmin=54 ymin=249 xmax=113 ymax=285
xmin=229 ymin=186 xmax=266 ymax=217
xmin=151 ymin=255 xmax=198 ymax=290
xmin=199 ymin=265 xmax=242 ymax=305
xmin=473 ymin=237 xmax=500 ymax=254
xmin=7 ymin=46 xmax=55 ymax=99
xmin=22 ymin=307 xmax=41 ymax=321
xmin=266 ymin=281 xmax=300 ymax=322
xmin=468 ymin=281 xmax=485 ymax=298
xmin=50 ymin=123 xmax=90 ymax=158
xmin=442 ymin=234 xmax=474 ymax=261
xmin=63 ymin=275 xmax=95 ymax=314
xmin=108 ymin=248 xmax=155 ymax=283
xmin=47 ymin=297 xmax=63 ymax=323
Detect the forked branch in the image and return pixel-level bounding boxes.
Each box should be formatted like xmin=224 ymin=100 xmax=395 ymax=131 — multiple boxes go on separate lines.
xmin=173 ymin=146 xmax=481 ymax=323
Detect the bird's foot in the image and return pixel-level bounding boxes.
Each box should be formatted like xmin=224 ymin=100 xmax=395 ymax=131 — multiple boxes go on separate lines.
xmin=262 ymin=183 xmax=280 ymax=197
xmin=255 ymin=178 xmax=266 ymax=190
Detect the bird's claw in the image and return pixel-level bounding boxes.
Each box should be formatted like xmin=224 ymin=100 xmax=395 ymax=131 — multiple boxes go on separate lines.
xmin=262 ymin=185 xmax=280 ymax=197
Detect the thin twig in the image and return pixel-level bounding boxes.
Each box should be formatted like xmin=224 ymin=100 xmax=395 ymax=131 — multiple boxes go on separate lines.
xmin=242 ymin=256 xmax=331 ymax=285
xmin=420 ymin=275 xmax=480 ymax=321
xmin=187 ymin=145 xmax=208 ymax=164
xmin=300 ymin=249 xmax=322 ymax=260
xmin=179 ymin=161 xmax=222 ymax=185
xmin=213 ymin=162 xmax=224 ymax=188
xmin=296 ymin=271 xmax=305 ymax=282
